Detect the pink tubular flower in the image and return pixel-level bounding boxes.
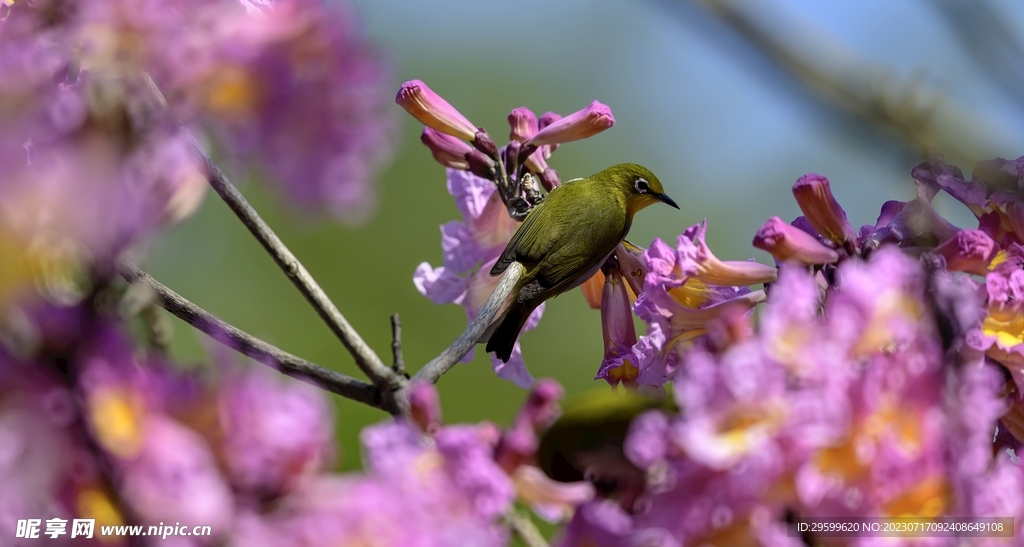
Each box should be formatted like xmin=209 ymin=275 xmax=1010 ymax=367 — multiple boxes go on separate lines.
xmin=508 ymin=107 xmax=539 ymax=142
xmin=670 ymin=220 xmax=778 ymax=286
xmin=422 ymin=127 xmax=473 ymax=170
xmin=753 ymin=216 xmax=840 ymax=265
xmin=792 ymin=173 xmax=857 ymax=248
xmin=512 ymin=465 xmax=596 ymax=521
xmin=887 ymin=197 xmax=963 ymax=245
xmin=396 ymin=79 xmax=478 ymax=141
xmin=408 ymin=380 xmax=443 ymax=433
xmin=602 ymin=248 xmax=1024 ymax=545
xmin=912 ymin=157 xmax=989 ymax=217
xmin=596 ymin=268 xmax=641 ymax=387
xmin=908 ymin=155 xmax=1024 ymax=249
xmin=508 ymin=107 xmax=553 ymax=173
xmin=526 ymin=101 xmax=615 ymax=147
xmin=632 ymin=223 xmax=771 ymax=385
xmin=496 ymin=379 xmax=565 ymax=472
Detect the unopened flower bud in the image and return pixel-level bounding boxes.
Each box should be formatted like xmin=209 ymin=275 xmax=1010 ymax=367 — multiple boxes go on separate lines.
xmin=934 ymin=229 xmax=994 ymax=275
xmin=539 ymin=168 xmax=560 ymax=190
xmin=407 ymin=381 xmax=442 ymax=433
xmin=792 ymin=174 xmax=855 ymax=247
xmin=508 ymin=107 xmax=538 ymax=142
xmin=753 ymin=217 xmax=840 ymax=265
xmin=421 ymin=127 xmax=471 ymax=170
xmin=504 ymin=140 xmax=522 ymax=174
xmin=538 ymin=111 xmax=562 ymax=129
xmin=396 ymin=80 xmax=477 ymax=140
xmin=527 ymin=101 xmax=614 ymax=147
xmin=525 ymin=149 xmax=549 ymax=174
xmin=523 ymin=379 xmax=564 ymax=430
xmin=473 ymin=130 xmax=498 ymax=158
xmin=465 ymin=149 xmax=496 ymax=181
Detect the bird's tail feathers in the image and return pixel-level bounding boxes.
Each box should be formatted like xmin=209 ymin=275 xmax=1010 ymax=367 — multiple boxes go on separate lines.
xmin=485 ymin=304 xmax=531 ymax=363
xmin=476 ymin=284 xmax=518 ymax=344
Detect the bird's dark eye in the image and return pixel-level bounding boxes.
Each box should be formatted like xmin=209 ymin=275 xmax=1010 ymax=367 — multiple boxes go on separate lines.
xmin=634 ymin=178 xmax=649 ymax=193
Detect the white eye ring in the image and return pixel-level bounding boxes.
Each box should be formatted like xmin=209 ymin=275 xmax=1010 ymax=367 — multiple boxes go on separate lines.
xmin=635 ymin=177 xmax=650 ymax=193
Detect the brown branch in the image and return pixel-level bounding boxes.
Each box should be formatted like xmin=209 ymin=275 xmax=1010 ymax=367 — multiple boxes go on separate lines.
xmin=119 ymin=263 xmax=394 ymax=413
xmin=186 ymin=134 xmax=403 ymax=392
xmin=411 ymin=262 xmax=524 ymax=385
xmin=390 ymin=313 xmax=405 ymax=376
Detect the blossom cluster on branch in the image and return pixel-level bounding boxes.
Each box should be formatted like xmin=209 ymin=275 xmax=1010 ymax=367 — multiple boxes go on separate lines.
xmin=403 ymin=80 xmax=1024 ymax=545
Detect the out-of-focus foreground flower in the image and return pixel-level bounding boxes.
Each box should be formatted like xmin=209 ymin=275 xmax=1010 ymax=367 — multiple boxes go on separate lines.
xmin=0 ymin=0 xmax=394 ymax=291
xmin=0 ymin=302 xmax=571 ymax=547
xmin=549 ymin=155 xmax=1024 ymax=546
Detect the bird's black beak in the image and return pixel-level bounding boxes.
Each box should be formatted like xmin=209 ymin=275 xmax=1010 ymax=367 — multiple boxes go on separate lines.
xmin=655 ymin=192 xmax=679 ymax=209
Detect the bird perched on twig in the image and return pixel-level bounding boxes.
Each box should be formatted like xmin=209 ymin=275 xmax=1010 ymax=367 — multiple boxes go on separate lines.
xmin=483 ymin=163 xmax=678 ymax=362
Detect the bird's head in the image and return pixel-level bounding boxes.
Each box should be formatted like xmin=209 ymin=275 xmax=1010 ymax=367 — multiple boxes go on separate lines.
xmin=594 ymin=163 xmax=679 ymax=215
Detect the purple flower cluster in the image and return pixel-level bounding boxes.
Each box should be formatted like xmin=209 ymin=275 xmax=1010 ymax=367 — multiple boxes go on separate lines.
xmin=402 ymin=80 xmax=617 ymax=386
xmin=0 ymin=303 xmax=340 ymax=545
xmin=556 ymin=156 xmax=1024 ymax=545
xmin=0 ymin=297 xmax=584 ymax=546
xmin=0 ymin=0 xmax=393 ymax=288
xmin=398 ymin=80 xmax=1024 ymax=542
xmin=231 ymin=379 xmax=581 ymax=547
xmin=172 ymin=0 xmax=395 ymax=221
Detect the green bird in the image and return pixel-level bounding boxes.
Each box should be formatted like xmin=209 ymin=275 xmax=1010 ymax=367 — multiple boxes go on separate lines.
xmin=484 ymin=163 xmax=678 ymax=362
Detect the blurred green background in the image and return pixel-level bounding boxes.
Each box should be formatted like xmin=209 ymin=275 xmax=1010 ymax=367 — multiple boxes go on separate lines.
xmin=142 ymin=0 xmax=1024 ymax=471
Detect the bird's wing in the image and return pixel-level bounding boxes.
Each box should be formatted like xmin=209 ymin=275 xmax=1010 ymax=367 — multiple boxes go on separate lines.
xmin=517 ymin=225 xmax=621 ymax=302
xmin=490 ymin=198 xmax=554 ymax=276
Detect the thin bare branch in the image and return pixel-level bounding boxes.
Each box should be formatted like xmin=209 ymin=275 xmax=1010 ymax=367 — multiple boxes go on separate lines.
xmin=119 ymin=263 xmax=394 ymax=413
xmin=187 ymin=134 xmax=403 ymax=391
xmin=412 ymin=262 xmax=524 ymax=385
xmin=390 ymin=313 xmax=405 ymax=376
